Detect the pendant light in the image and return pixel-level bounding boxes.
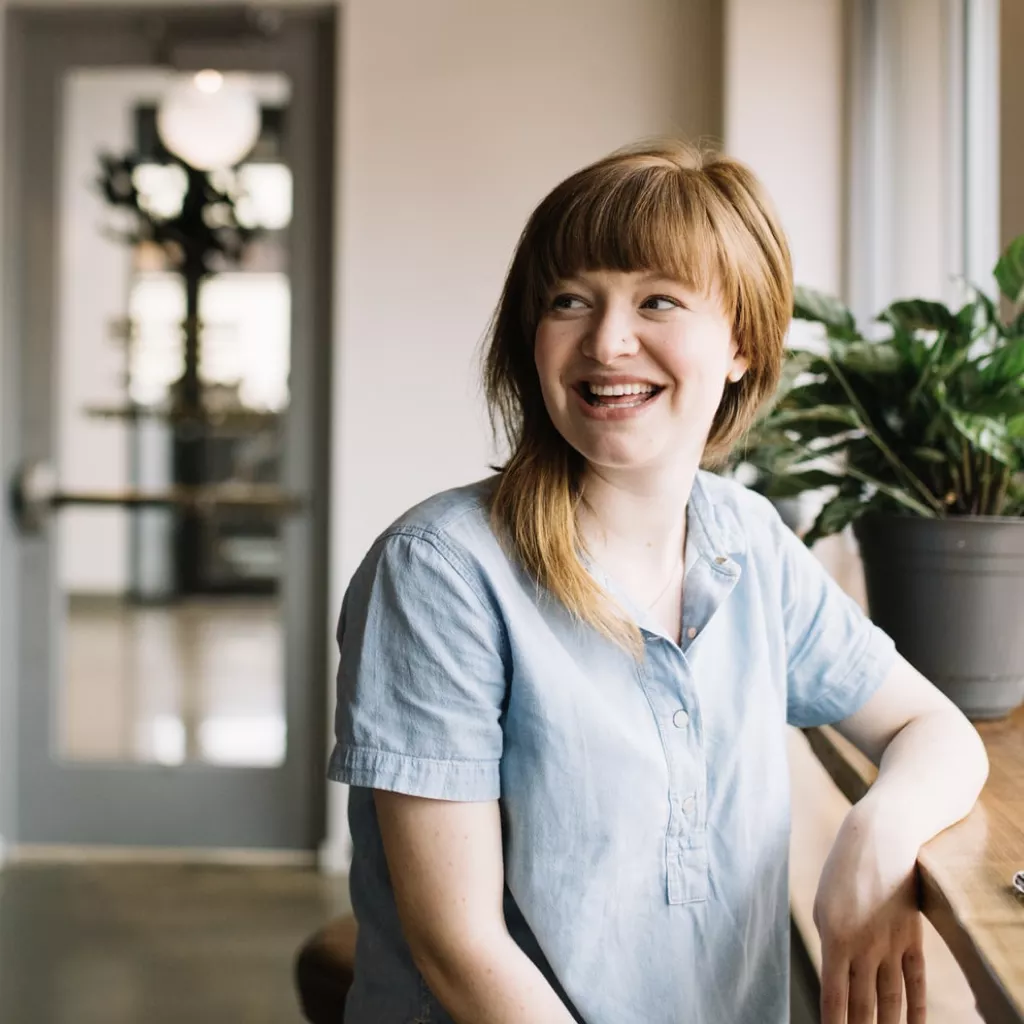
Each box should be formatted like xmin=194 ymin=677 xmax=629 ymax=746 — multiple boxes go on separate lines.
xmin=156 ymin=70 xmax=261 ymax=172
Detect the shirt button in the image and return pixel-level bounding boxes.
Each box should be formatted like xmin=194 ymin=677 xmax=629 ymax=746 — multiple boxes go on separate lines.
xmin=682 ymin=795 xmax=697 ymax=815
xmin=686 ymin=626 xmax=697 ymax=640
xmin=672 ymin=709 xmax=689 ymax=729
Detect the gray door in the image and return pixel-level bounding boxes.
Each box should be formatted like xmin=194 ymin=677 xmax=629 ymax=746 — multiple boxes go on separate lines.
xmin=1 ymin=8 xmax=334 ymax=850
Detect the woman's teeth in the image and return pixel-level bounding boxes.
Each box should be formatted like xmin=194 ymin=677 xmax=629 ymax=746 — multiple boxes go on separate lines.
xmin=588 ymin=382 xmax=655 ymax=397
xmin=582 ymin=382 xmax=660 ymax=407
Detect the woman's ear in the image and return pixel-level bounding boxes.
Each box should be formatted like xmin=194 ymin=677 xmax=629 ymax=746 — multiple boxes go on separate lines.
xmin=727 ymin=354 xmax=749 ymax=383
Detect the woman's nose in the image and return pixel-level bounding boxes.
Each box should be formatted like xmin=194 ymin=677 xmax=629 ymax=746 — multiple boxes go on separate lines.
xmin=580 ymin=306 xmax=640 ymax=364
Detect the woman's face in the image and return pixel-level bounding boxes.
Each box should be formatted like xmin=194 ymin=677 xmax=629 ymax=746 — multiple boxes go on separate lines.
xmin=534 ymin=269 xmax=747 ymax=477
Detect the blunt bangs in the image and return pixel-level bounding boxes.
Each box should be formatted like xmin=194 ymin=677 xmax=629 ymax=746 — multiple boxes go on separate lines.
xmin=520 ymin=158 xmax=740 ymax=323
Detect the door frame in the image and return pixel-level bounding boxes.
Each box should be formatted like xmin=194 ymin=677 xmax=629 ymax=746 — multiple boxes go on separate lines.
xmin=0 ymin=4 xmax=336 ymax=853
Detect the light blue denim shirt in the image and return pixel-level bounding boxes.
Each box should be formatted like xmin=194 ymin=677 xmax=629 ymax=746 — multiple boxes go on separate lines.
xmin=328 ymin=471 xmax=897 ymax=1024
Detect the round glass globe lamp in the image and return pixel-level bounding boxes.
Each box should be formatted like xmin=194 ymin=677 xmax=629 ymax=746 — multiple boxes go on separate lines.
xmin=156 ymin=70 xmax=261 ymax=172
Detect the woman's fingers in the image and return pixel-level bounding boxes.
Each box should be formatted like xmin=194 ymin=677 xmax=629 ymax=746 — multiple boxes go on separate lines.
xmin=876 ymin=955 xmax=905 ymax=1024
xmin=819 ymin=952 xmax=851 ymax=1024
xmin=846 ymin=956 xmax=878 ymax=1024
xmin=903 ymin=940 xmax=928 ymax=1024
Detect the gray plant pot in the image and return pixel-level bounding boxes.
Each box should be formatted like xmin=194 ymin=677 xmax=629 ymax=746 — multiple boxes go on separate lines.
xmin=853 ymin=515 xmax=1024 ymax=721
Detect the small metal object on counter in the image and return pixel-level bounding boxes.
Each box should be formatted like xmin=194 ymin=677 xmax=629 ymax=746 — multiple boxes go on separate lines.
xmin=1013 ymin=870 xmax=1024 ymax=897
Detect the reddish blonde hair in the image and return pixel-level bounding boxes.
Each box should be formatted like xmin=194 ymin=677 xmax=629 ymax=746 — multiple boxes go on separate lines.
xmin=484 ymin=139 xmax=793 ymax=650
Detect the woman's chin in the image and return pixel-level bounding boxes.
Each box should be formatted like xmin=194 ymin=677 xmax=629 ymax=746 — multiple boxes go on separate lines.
xmin=575 ymin=442 xmax=659 ymax=474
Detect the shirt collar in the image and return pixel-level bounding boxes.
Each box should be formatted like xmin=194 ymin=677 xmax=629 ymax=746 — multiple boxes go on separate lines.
xmin=580 ymin=471 xmax=748 ymax=637
xmin=687 ymin=471 xmax=747 ymax=572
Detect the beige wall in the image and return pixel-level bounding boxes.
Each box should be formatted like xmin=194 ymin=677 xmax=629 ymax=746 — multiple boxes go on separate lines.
xmin=724 ymin=0 xmax=846 ymax=297
xmin=1001 ymin=0 xmax=1024 ymax=250
xmin=325 ymin=0 xmax=724 ymax=867
xmin=333 ymin=0 xmax=723 ymax=588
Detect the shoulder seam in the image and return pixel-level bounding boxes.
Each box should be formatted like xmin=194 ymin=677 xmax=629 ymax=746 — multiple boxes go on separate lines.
xmin=382 ymin=524 xmax=494 ymax=613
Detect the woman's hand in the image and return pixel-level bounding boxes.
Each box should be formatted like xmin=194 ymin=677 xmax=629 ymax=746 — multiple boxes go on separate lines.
xmin=812 ymin=802 xmax=927 ymax=1024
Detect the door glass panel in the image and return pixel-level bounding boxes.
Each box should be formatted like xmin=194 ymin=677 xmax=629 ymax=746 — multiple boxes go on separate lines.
xmin=55 ymin=68 xmax=293 ymax=768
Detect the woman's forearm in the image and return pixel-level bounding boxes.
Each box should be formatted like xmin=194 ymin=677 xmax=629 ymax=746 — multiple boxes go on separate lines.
xmin=422 ymin=938 xmax=578 ymax=1024
xmin=851 ymin=709 xmax=989 ymax=853
xmin=416 ymin=930 xmax=578 ymax=1024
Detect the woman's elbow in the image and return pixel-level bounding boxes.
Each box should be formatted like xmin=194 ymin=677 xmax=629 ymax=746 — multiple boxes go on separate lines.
xmin=407 ymin=925 xmax=509 ymax=1014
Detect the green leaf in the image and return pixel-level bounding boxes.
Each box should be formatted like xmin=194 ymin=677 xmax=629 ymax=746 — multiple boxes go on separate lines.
xmin=767 ymin=404 xmax=861 ymax=428
xmin=781 ymin=380 xmax=848 ymax=410
xmin=842 ymin=466 xmax=940 ymax=517
xmin=962 ymin=392 xmax=1024 ymax=420
xmin=912 ymin=447 xmax=948 ymax=464
xmin=793 ymin=286 xmax=859 ymax=338
xmin=833 ymin=340 xmax=902 ymax=376
xmin=978 ymin=337 xmax=1024 ymax=384
xmin=995 ymin=234 xmax=1024 ymax=303
xmin=949 ymin=410 xmax=1018 ymax=466
xmin=957 ymin=287 xmax=1000 ymax=337
xmin=879 ymin=299 xmax=958 ymax=335
xmin=803 ymin=494 xmax=868 ymax=546
xmin=759 ymin=469 xmax=842 ymax=499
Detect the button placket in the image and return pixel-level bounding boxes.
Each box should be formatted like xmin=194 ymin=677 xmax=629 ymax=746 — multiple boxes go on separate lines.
xmin=639 ymin=644 xmax=708 ymax=905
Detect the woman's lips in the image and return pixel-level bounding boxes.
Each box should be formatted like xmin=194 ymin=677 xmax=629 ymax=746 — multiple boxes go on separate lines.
xmin=572 ymin=383 xmax=663 ymax=421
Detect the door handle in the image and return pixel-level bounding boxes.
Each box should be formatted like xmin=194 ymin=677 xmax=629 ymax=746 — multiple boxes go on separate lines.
xmin=10 ymin=460 xmax=305 ymax=534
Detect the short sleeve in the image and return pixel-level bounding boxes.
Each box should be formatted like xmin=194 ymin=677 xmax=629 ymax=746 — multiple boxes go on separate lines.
xmin=327 ymin=530 xmax=507 ymax=801
xmin=779 ymin=521 xmax=897 ymax=728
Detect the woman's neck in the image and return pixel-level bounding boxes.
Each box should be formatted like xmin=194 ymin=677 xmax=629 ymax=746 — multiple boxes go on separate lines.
xmin=577 ymin=463 xmax=697 ymax=575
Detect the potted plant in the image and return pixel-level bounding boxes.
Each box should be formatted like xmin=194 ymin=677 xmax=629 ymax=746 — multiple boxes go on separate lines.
xmin=724 ymin=356 xmax=833 ymax=534
xmin=757 ymin=238 xmax=1024 ymax=720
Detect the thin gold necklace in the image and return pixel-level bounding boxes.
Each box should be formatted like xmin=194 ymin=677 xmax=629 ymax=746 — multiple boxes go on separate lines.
xmin=643 ymin=559 xmax=684 ymax=611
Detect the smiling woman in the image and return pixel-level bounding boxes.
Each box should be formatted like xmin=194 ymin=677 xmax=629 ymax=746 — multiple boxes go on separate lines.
xmin=328 ymin=139 xmax=989 ymax=1024
xmin=487 ymin=142 xmax=791 ymax=650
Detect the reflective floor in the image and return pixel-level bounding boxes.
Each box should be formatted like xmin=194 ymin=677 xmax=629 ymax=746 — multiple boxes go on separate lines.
xmin=0 ymin=862 xmax=349 ymax=1024
xmin=60 ymin=598 xmax=285 ymax=767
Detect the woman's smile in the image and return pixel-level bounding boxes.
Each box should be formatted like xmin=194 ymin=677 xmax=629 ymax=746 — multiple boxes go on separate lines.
xmin=572 ymin=378 xmax=665 ymax=419
xmin=534 ymin=269 xmax=746 ymax=473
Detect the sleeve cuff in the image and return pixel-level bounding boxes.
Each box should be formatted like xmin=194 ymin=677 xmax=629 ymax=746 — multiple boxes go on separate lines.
xmin=789 ymin=624 xmax=899 ymax=728
xmin=327 ymin=744 xmax=501 ymax=801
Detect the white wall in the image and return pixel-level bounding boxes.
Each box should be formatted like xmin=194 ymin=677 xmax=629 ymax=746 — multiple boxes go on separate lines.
xmin=863 ymin=0 xmax=958 ymax=309
xmin=724 ymin=0 xmax=846 ymax=298
xmin=324 ymin=0 xmax=725 ymax=868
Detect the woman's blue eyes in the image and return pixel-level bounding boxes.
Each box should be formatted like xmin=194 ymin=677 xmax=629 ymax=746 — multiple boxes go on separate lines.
xmin=550 ymin=294 xmax=681 ymax=312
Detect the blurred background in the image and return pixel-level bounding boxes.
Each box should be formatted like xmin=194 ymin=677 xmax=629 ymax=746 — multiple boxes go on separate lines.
xmin=0 ymin=1 xmax=1015 ymax=1021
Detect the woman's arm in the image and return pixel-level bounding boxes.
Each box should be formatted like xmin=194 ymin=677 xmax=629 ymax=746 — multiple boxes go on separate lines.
xmin=834 ymin=652 xmax=989 ymax=841
xmin=811 ymin=654 xmax=990 ymax=1024
xmin=374 ymin=791 xmax=578 ymax=1024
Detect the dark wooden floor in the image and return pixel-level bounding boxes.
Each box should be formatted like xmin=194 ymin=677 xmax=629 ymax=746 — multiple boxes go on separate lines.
xmin=0 ymin=862 xmax=349 ymax=1024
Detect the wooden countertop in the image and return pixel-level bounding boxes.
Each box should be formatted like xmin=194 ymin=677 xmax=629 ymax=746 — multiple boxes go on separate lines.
xmin=803 ymin=704 xmax=1024 ymax=1023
